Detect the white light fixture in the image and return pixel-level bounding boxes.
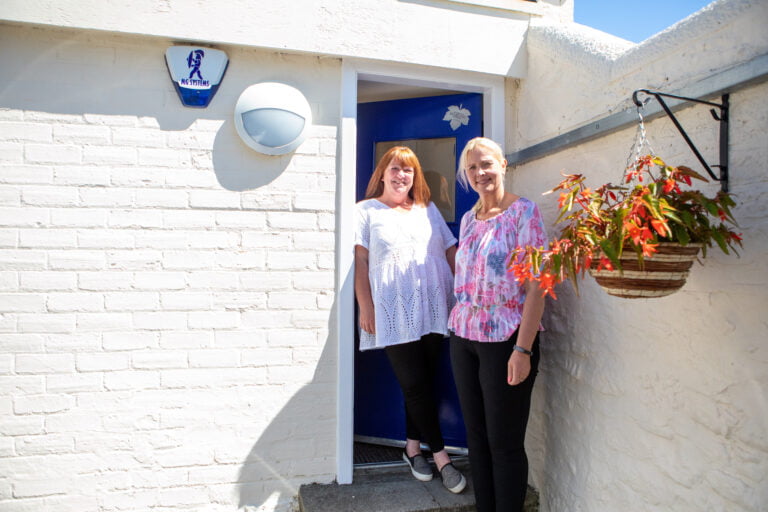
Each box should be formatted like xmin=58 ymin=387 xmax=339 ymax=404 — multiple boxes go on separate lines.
xmin=234 ymin=82 xmax=312 ymax=155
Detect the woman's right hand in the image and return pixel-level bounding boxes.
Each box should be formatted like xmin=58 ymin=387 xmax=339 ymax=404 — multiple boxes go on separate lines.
xmin=359 ymin=303 xmax=376 ymax=334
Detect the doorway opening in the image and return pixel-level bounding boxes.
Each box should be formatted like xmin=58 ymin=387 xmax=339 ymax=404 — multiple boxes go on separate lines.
xmin=337 ymin=65 xmax=505 ymax=483
xmin=353 ymin=80 xmax=480 ymax=468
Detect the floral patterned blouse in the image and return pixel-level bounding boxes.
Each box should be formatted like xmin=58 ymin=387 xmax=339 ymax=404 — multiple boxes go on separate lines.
xmin=448 ymin=197 xmax=547 ymax=342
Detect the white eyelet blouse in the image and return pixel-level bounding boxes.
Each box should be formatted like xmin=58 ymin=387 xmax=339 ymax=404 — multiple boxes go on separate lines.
xmin=355 ymin=199 xmax=457 ymax=351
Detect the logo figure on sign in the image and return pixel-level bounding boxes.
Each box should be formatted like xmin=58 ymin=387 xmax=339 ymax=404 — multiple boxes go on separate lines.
xmin=187 ymin=49 xmax=204 ymax=80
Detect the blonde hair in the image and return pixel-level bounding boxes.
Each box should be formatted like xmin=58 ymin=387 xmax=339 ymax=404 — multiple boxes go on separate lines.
xmin=456 ymin=137 xmax=507 ymax=212
xmin=364 ymin=146 xmax=431 ymax=206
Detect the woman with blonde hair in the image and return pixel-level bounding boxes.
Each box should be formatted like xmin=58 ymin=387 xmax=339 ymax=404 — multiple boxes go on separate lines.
xmin=449 ymin=137 xmax=547 ymax=511
xmin=355 ymin=146 xmax=466 ymax=494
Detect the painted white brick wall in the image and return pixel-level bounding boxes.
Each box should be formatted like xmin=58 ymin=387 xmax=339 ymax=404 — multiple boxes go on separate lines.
xmin=0 ymin=25 xmax=340 ymax=512
xmin=511 ymin=3 xmax=768 ymax=510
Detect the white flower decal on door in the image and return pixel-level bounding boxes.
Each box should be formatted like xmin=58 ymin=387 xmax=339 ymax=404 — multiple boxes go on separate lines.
xmin=443 ymin=104 xmax=471 ymax=131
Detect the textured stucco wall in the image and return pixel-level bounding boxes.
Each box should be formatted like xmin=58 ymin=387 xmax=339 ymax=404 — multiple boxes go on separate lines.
xmin=0 ymin=24 xmax=340 ymax=512
xmin=509 ymin=1 xmax=768 ymax=510
xmin=0 ymin=0 xmax=569 ymax=78
xmin=516 ymin=0 xmax=768 ymax=149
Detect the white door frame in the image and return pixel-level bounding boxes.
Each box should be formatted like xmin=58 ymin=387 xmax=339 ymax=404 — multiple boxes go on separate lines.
xmin=335 ymin=58 xmax=506 ymax=484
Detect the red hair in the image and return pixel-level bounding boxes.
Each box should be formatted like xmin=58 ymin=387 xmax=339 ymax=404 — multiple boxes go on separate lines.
xmin=364 ymin=146 xmax=431 ymax=206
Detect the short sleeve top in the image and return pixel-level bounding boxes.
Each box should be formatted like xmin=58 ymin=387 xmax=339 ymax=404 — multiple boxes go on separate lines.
xmin=355 ymin=199 xmax=457 ymax=351
xmin=448 ymin=197 xmax=547 ymax=342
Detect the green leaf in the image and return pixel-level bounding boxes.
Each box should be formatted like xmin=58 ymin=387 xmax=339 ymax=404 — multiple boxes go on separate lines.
xmin=676 ymin=165 xmax=709 ymax=182
xmin=719 ymin=193 xmax=737 ymax=208
xmin=664 ymin=210 xmax=683 ymax=225
xmin=552 ymin=252 xmax=562 ymax=272
xmin=718 ymin=200 xmax=738 ymax=224
xmin=599 ymin=239 xmax=621 ymax=269
xmin=672 ymin=224 xmax=690 ymax=244
xmin=711 ymin=230 xmax=729 ymax=254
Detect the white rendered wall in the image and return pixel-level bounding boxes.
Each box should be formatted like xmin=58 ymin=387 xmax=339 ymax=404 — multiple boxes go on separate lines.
xmin=0 ymin=25 xmax=340 ymax=512
xmin=509 ymin=1 xmax=768 ymax=510
xmin=0 ymin=0 xmax=567 ymax=78
xmin=518 ymin=0 xmax=768 ymax=148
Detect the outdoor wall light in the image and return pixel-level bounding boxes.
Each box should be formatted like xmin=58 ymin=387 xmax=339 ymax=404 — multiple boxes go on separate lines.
xmin=234 ymin=82 xmax=312 ymax=155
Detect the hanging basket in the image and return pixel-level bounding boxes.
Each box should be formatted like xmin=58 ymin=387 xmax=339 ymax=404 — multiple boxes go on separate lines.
xmin=588 ymin=243 xmax=703 ymax=299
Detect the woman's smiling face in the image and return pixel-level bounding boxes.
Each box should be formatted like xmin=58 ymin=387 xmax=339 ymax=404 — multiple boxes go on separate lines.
xmin=381 ymin=158 xmax=414 ymax=197
xmin=465 ymin=147 xmax=506 ymax=195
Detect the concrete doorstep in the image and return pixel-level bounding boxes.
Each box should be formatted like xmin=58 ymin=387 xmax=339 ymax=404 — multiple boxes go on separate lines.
xmin=298 ymin=460 xmax=539 ymax=512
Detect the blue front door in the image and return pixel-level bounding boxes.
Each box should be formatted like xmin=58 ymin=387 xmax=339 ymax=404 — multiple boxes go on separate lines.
xmin=354 ymin=92 xmax=483 ymax=450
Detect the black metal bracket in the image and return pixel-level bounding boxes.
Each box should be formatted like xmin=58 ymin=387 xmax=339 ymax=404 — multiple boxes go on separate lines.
xmin=632 ymin=89 xmax=729 ymax=192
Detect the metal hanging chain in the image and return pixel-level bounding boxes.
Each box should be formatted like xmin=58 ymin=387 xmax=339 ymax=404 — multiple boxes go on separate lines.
xmin=627 ymin=104 xmax=654 ymax=168
xmin=622 ymin=102 xmax=656 ymax=184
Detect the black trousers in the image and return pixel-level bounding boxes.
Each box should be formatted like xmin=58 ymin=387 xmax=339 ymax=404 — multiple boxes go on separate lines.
xmin=385 ymin=333 xmax=445 ymax=453
xmin=450 ymin=332 xmax=540 ymax=512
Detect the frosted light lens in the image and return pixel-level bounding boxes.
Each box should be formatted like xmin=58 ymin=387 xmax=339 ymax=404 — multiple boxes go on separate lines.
xmin=241 ymin=108 xmax=306 ymax=148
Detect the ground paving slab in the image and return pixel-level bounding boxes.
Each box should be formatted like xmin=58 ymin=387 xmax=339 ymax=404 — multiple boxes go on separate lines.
xmin=299 ymin=460 xmax=538 ymax=512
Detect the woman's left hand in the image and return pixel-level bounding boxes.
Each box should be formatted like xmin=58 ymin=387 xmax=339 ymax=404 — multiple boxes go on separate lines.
xmin=507 ymin=351 xmax=531 ymax=386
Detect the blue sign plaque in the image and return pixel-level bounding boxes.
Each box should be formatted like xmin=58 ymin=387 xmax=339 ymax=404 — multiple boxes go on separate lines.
xmin=165 ymin=46 xmax=229 ymax=108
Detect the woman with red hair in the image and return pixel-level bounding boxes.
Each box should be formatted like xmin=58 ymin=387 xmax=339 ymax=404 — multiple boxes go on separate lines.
xmin=354 ymin=146 xmax=466 ymax=494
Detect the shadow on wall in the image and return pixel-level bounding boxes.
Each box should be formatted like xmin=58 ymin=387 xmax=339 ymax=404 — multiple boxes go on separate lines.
xmin=211 ymin=120 xmax=291 ymax=191
xmin=237 ymin=299 xmax=338 ymax=510
xmin=530 ymin=284 xmax=592 ymax=506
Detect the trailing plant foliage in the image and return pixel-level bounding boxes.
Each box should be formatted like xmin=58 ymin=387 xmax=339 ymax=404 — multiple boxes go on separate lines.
xmin=511 ymin=155 xmax=742 ymax=299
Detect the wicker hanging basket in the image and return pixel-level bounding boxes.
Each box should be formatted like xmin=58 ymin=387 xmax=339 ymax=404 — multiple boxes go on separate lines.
xmin=588 ymin=243 xmax=703 ymax=299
